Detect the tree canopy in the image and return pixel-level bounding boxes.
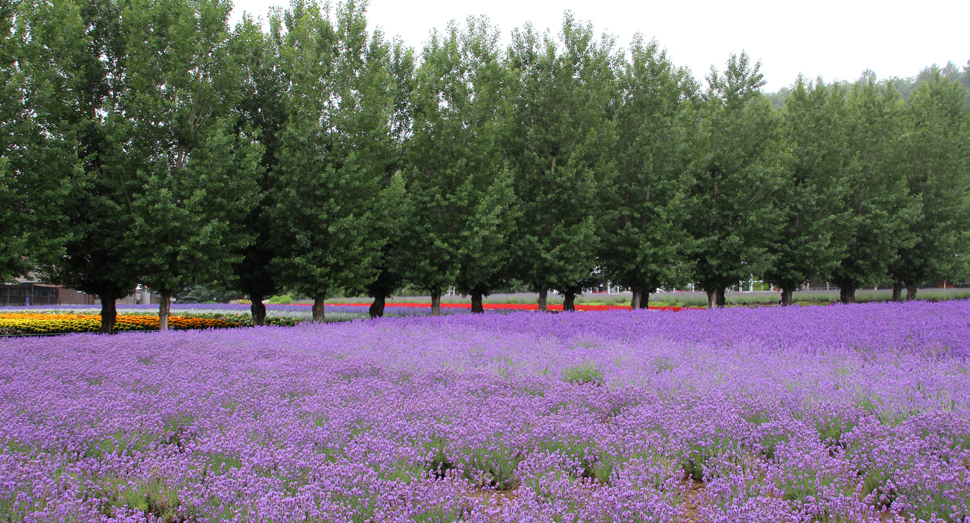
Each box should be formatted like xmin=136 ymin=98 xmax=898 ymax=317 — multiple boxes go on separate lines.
xmin=5 ymin=1 xmax=970 ymax=318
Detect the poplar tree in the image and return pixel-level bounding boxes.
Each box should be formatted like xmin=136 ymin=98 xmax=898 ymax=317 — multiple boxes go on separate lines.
xmin=365 ymin=40 xmax=415 ymax=319
xmin=687 ymin=52 xmax=785 ymax=308
xmin=226 ymin=15 xmax=287 ymax=325
xmin=889 ymin=71 xmax=970 ymax=299
xmin=829 ymin=80 xmax=918 ymax=303
xmin=271 ymin=0 xmax=403 ymax=322
xmin=506 ymin=13 xmax=615 ymax=311
xmin=24 ymin=0 xmax=144 ymax=333
xmin=122 ymin=0 xmax=262 ymax=329
xmin=405 ymin=17 xmax=517 ymax=315
xmin=765 ymin=77 xmax=850 ymax=305
xmin=0 ymin=0 xmax=74 ymax=283
xmin=599 ymin=36 xmax=694 ymax=309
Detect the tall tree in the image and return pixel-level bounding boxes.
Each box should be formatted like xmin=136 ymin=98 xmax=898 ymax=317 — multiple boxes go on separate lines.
xmin=764 ymin=77 xmax=850 ymax=305
xmin=0 ymin=0 xmax=75 ymax=283
xmin=405 ymin=17 xmax=518 ymax=316
xmin=829 ymin=79 xmax=918 ymax=303
xmin=506 ymin=13 xmax=615 ymax=311
xmin=121 ymin=0 xmax=262 ymax=329
xmin=27 ymin=0 xmax=145 ymax=333
xmin=687 ymin=52 xmax=785 ymax=308
xmin=889 ymin=70 xmax=970 ymax=299
xmin=225 ymin=14 xmax=287 ymax=325
xmin=598 ymin=35 xmax=694 ymax=310
xmin=365 ymin=39 xmax=415 ymax=319
xmin=271 ymin=0 xmax=401 ymax=322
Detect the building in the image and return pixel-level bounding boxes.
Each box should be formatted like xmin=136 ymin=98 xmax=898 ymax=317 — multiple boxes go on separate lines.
xmin=1 ymin=280 xmax=97 ymax=306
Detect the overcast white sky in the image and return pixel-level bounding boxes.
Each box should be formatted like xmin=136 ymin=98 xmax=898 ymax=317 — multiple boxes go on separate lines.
xmin=229 ymin=0 xmax=969 ymax=92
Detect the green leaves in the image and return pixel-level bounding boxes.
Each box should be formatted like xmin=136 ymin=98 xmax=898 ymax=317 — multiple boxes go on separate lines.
xmin=687 ymin=52 xmax=786 ymax=306
xmin=269 ymin=0 xmax=398 ymax=316
xmin=506 ymin=13 xmax=616 ymax=303
xmin=829 ymin=80 xmax=917 ymax=301
xmin=598 ymin=35 xmax=694 ymax=304
xmin=404 ymin=16 xmax=517 ymax=310
xmin=764 ymin=78 xmax=849 ymax=301
xmin=0 ymin=0 xmax=79 ymax=282
xmin=889 ymin=70 xmax=970 ymax=296
xmin=120 ymin=0 xmax=262 ymax=326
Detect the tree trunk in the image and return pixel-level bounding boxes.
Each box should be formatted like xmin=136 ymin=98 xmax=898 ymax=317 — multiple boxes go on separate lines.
xmin=159 ymin=292 xmax=171 ymax=330
xmin=369 ymin=295 xmax=386 ymax=318
xmin=905 ymin=281 xmax=918 ymax=301
xmin=839 ymin=286 xmax=855 ymax=304
xmin=471 ymin=292 xmax=484 ymax=313
xmin=430 ymin=290 xmax=441 ymax=316
xmin=312 ymin=298 xmax=325 ymax=323
xmin=251 ymin=296 xmax=267 ymax=326
xmin=538 ymin=287 xmax=548 ymax=312
xmin=99 ymin=297 xmax=117 ymax=334
xmin=891 ymin=281 xmax=903 ymax=302
xmin=630 ymin=289 xmax=642 ymax=310
xmin=780 ymin=287 xmax=794 ymax=307
xmin=563 ymin=291 xmax=575 ymax=311
xmin=706 ymin=290 xmax=715 ymax=309
xmin=642 ymin=291 xmax=649 ymax=309
xmin=715 ymin=289 xmax=726 ymax=308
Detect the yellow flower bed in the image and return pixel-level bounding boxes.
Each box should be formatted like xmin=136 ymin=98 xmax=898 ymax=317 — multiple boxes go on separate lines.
xmin=0 ymin=313 xmax=241 ymax=335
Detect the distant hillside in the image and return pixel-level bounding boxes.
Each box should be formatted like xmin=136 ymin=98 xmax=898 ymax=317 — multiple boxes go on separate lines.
xmin=766 ymin=60 xmax=970 ymax=107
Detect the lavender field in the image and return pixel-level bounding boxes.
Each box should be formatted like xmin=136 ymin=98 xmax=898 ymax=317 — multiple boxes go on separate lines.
xmin=1 ymin=301 xmax=968 ymax=522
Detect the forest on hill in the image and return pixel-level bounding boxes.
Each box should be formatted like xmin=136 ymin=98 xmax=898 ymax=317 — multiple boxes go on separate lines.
xmin=766 ymin=60 xmax=970 ymax=107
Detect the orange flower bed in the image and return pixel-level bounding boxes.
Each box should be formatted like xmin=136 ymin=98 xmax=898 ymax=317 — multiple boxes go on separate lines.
xmin=0 ymin=313 xmax=240 ymax=335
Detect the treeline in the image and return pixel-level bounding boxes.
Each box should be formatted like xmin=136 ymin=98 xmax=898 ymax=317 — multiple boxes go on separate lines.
xmin=766 ymin=61 xmax=970 ymax=107
xmin=3 ymin=0 xmax=970 ymax=332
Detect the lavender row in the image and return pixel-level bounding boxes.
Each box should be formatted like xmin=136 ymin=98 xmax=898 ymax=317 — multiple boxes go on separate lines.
xmin=0 ymin=300 xmax=968 ymax=521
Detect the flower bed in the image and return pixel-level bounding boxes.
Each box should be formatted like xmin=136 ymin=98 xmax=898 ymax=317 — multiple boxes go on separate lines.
xmin=324 ymin=302 xmax=693 ymax=311
xmin=0 ymin=312 xmax=241 ymax=335
xmin=0 ymin=301 xmax=968 ymax=521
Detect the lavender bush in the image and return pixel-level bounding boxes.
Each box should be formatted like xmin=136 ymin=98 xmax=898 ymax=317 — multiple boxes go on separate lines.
xmin=0 ymin=301 xmax=968 ymax=522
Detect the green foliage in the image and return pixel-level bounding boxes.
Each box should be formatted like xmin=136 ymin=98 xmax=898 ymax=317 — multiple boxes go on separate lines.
xmin=121 ymin=0 xmax=262 ymax=325
xmin=21 ymin=0 xmax=142 ymax=332
xmin=889 ymin=70 xmax=970 ymax=296
xmin=687 ymin=52 xmax=787 ymax=308
xmin=126 ymin=479 xmax=182 ymax=522
xmin=506 ymin=13 xmax=616 ymax=304
xmin=4 ymin=0 xmax=970 ymax=319
xmin=561 ymin=363 xmax=604 ymax=386
xmin=680 ymin=445 xmax=711 ymax=482
xmin=598 ymin=35 xmax=695 ymax=308
xmin=534 ymin=439 xmax=614 ymax=484
xmin=0 ymin=0 xmax=75 ymax=282
xmin=463 ymin=443 xmax=523 ymax=490
xmin=269 ymin=0 xmax=401 ymax=320
xmin=774 ymin=465 xmax=844 ymax=505
xmin=403 ymin=17 xmax=518 ymax=312
xmin=765 ymin=77 xmax=850 ymax=302
xmin=225 ymin=15 xmax=289 ymax=310
xmin=815 ymin=414 xmax=857 ymax=449
xmin=364 ymin=39 xmax=417 ymax=314
xmin=830 ymin=80 xmax=920 ymax=302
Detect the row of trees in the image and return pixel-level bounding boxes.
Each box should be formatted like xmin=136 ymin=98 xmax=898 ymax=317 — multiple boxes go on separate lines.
xmin=4 ymin=0 xmax=970 ymax=332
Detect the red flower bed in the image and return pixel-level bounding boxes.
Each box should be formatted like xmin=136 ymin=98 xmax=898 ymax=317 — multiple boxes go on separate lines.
xmin=315 ymin=302 xmax=694 ymax=312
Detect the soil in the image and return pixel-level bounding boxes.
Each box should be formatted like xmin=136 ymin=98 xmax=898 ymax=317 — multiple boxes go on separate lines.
xmin=679 ymin=478 xmax=707 ymax=522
